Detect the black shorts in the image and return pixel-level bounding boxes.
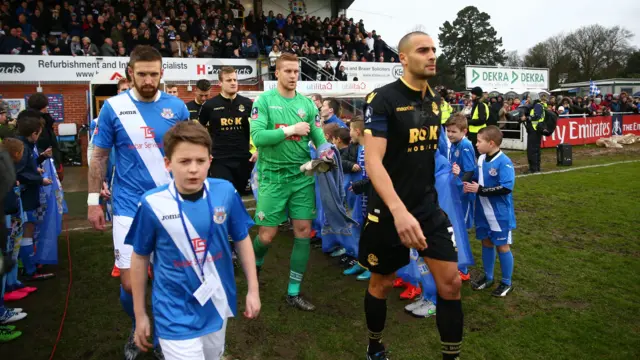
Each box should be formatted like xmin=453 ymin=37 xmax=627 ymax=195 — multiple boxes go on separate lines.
xmin=358 ymin=208 xmax=458 ymax=275
xmin=209 ymin=158 xmax=251 ymax=194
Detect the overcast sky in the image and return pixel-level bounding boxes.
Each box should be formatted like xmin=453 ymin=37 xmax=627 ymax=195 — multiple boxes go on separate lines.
xmin=346 ymin=0 xmax=640 ymax=57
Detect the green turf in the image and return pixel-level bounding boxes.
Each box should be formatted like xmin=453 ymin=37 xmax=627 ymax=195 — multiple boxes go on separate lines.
xmin=3 ymin=157 xmax=640 ymax=359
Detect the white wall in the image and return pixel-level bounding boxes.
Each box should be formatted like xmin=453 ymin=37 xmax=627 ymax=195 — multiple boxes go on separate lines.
xmin=261 ymin=0 xmax=332 ymax=19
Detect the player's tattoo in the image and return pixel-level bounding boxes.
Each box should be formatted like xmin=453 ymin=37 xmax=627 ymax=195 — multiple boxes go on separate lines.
xmin=89 ymin=146 xmax=110 ymax=193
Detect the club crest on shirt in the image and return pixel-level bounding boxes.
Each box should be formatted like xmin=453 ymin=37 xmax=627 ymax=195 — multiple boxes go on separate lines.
xmin=161 ymin=108 xmax=174 ymax=119
xmin=238 ymin=104 xmax=245 ymax=112
xmin=213 ymin=206 xmax=227 ymax=224
xmin=257 ymin=211 xmax=265 ymax=221
xmin=367 ymin=253 xmax=378 ymax=266
xmin=297 ymin=108 xmax=306 ymax=119
xmin=251 ymin=107 xmax=259 ymax=120
xmin=432 ymin=102 xmax=440 ymax=116
xmin=489 ymin=168 xmax=498 ymax=176
xmin=455 ymin=150 xmax=460 ymax=157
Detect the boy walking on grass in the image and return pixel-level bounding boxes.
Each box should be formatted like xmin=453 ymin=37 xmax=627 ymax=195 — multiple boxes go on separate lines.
xmin=462 ymin=125 xmax=516 ymax=297
xmin=127 ymin=121 xmax=260 ymax=360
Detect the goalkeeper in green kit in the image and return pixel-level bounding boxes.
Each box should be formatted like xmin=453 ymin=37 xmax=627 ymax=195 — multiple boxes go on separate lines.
xmin=250 ymin=53 xmax=327 ymax=311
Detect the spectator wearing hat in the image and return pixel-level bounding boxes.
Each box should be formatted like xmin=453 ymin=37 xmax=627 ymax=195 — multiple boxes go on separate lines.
xmin=467 ymin=86 xmax=489 ymax=156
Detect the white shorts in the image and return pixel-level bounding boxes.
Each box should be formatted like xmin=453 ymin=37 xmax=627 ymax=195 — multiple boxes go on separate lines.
xmin=159 ymin=321 xmax=227 ymax=360
xmin=113 ymin=215 xmax=134 ymax=269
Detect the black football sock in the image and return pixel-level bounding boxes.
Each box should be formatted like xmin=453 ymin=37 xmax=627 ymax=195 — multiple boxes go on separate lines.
xmin=364 ymin=290 xmax=387 ymax=354
xmin=436 ymin=295 xmax=463 ymax=360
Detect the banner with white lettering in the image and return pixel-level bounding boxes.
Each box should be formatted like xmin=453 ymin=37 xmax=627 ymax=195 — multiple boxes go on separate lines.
xmin=316 ymin=61 xmax=403 ymax=82
xmin=0 ymin=55 xmax=257 ymax=82
xmin=263 ymin=80 xmax=388 ymax=95
xmin=540 ymin=114 xmax=640 ymax=148
xmin=465 ymin=65 xmax=549 ymax=91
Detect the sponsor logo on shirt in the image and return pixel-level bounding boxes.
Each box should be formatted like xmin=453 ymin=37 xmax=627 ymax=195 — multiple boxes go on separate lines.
xmin=161 ymin=214 xmax=180 ymax=221
xmin=141 ymin=126 xmax=155 ymax=139
xmin=268 ymin=106 xmax=283 ymax=110
xmin=407 ymin=125 xmax=439 ymax=152
xmin=214 ymin=106 xmax=225 ymax=111
xmin=192 ymin=238 xmax=206 ymax=253
xmin=395 ymin=105 xmax=414 ymax=112
xmin=119 ymin=110 xmax=137 ymax=116
xmin=173 ymin=251 xmax=223 ymax=268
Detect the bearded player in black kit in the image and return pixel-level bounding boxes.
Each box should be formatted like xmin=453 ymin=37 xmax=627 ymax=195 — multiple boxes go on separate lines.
xmin=360 ymin=31 xmax=463 ymax=360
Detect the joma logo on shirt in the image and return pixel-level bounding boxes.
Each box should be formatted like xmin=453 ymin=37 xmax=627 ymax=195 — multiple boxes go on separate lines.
xmin=119 ymin=110 xmax=137 ymax=116
xmin=161 ymin=214 xmax=179 ymax=221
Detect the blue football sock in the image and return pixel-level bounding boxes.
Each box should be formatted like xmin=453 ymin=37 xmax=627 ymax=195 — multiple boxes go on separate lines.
xmin=481 ymin=246 xmax=496 ymax=281
xmin=19 ymin=241 xmax=36 ymax=275
xmin=498 ymin=251 xmax=514 ymax=286
xmin=120 ymin=286 xmax=135 ymax=328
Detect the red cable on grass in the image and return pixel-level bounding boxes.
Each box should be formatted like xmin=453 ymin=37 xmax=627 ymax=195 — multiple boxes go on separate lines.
xmin=48 ymin=218 xmax=72 ymax=360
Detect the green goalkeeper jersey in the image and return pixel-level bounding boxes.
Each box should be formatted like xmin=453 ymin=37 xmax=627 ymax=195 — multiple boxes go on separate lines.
xmin=250 ymin=88 xmax=326 ymax=184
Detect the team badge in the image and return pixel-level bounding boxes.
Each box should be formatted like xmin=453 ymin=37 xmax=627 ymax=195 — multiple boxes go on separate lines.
xmin=455 ymin=150 xmax=460 ymax=157
xmin=161 ymin=108 xmax=174 ymax=119
xmin=238 ymin=104 xmax=245 ymax=112
xmin=251 ymin=107 xmax=259 ymax=120
xmin=213 ymin=206 xmax=227 ymax=224
xmin=432 ymin=102 xmax=440 ymax=116
xmin=257 ymin=211 xmax=265 ymax=221
xmin=367 ymin=253 xmax=378 ymax=266
xmin=297 ymin=108 xmax=306 ymax=119
xmin=489 ymin=168 xmax=498 ymax=176
xmin=364 ymin=105 xmax=373 ymax=123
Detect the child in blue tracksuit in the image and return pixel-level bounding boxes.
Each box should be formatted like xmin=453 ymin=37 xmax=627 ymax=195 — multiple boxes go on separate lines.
xmin=15 ymin=111 xmax=54 ymax=281
xmin=463 ymin=126 xmax=516 ymax=298
xmin=446 ymin=114 xmax=477 ymax=280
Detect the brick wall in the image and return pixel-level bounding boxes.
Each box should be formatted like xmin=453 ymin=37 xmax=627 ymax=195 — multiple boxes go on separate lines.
xmin=0 ymin=83 xmax=260 ymax=165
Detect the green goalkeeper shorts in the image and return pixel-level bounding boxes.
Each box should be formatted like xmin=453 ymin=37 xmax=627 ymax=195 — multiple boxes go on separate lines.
xmin=254 ymin=178 xmax=317 ymax=226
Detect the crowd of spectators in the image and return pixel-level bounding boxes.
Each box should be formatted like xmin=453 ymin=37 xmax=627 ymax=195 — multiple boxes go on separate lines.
xmin=0 ymin=0 xmax=394 ymax=71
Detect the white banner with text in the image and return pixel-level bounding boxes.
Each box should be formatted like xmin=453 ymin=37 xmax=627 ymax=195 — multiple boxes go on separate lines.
xmin=316 ymin=61 xmax=403 ymax=82
xmin=0 ymin=55 xmax=257 ymax=82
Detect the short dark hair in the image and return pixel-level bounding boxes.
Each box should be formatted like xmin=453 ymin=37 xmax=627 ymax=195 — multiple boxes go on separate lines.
xmin=349 ymin=115 xmax=364 ymax=132
xmin=17 ymin=111 xmax=42 ymax=137
xmin=196 ymin=79 xmax=212 ymax=91
xmin=0 ymin=137 xmax=24 ymax=162
xmin=332 ymin=127 xmax=351 ymax=144
xmin=27 ymin=93 xmax=48 ymax=111
xmin=398 ymin=31 xmax=429 ymax=53
xmin=163 ymin=121 xmax=212 ymax=159
xmin=323 ymin=98 xmax=341 ymax=117
xmin=129 ymin=45 xmax=162 ymax=69
xmin=217 ymin=66 xmax=236 ymax=81
xmin=445 ymin=113 xmax=468 ymax=131
xmin=478 ymin=125 xmax=503 ymax=146
xmin=310 ymin=94 xmax=322 ymax=103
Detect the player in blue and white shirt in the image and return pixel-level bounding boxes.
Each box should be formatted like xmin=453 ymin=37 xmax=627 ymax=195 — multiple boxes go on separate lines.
xmin=447 ymin=114 xmax=477 ymax=280
xmin=463 ymin=126 xmax=516 ymax=298
xmin=88 ymin=78 xmax=129 ymax=277
xmin=87 ymin=46 xmax=189 ymax=360
xmin=126 ymin=121 xmax=260 ymax=360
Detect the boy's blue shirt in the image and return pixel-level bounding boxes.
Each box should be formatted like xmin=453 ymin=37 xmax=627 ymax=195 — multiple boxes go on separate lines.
xmin=15 ymin=136 xmax=43 ymax=211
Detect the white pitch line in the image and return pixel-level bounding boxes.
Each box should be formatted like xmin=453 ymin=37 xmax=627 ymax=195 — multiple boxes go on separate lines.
xmin=515 ymin=160 xmax=640 ymax=178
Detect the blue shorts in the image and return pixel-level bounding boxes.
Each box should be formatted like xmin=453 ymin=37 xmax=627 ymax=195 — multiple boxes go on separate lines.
xmin=476 ymin=227 xmax=513 ymax=246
